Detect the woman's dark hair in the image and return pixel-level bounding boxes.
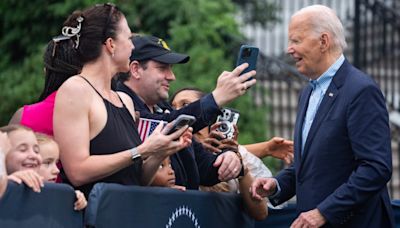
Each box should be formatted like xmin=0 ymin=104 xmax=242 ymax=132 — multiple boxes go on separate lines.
xmin=169 ymin=87 xmax=206 ymax=105
xmin=63 ymin=3 xmax=124 ymax=64
xmin=38 ymin=38 xmax=82 ymax=101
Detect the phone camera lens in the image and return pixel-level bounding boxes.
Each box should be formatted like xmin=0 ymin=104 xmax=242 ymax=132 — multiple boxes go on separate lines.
xmin=242 ymin=48 xmax=252 ymax=58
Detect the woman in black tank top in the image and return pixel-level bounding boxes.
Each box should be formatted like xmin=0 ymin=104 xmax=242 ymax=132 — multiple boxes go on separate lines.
xmin=54 ymin=4 xmax=192 ymax=197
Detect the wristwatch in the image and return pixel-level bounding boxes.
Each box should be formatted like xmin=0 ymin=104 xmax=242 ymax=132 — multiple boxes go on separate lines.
xmin=130 ymin=147 xmax=142 ymax=162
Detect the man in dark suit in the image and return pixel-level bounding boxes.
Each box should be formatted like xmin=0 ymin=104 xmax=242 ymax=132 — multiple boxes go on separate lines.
xmin=251 ymin=5 xmax=395 ymax=227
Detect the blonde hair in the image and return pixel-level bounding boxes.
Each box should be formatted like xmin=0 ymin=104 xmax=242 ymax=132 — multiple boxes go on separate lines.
xmin=0 ymin=124 xmax=33 ymax=134
xmin=34 ymin=132 xmax=55 ymax=145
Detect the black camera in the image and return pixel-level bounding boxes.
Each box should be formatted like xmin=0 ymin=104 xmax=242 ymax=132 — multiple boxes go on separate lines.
xmin=216 ymin=108 xmax=240 ymax=139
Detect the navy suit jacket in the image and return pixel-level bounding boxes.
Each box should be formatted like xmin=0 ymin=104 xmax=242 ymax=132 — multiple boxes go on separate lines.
xmin=272 ymin=60 xmax=395 ymax=227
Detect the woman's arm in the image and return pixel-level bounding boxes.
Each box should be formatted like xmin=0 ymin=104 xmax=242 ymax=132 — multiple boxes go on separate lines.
xmin=9 ymin=107 xmax=23 ymax=125
xmin=239 ymin=169 xmax=268 ymax=221
xmin=54 ymin=81 xmax=191 ymax=187
xmin=244 ymin=137 xmax=294 ymax=164
xmin=54 ymin=78 xmax=137 ymax=186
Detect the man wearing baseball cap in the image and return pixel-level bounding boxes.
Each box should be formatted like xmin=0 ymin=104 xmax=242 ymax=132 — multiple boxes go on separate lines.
xmin=116 ymin=34 xmax=256 ymax=189
xmin=129 ymin=35 xmax=190 ymax=64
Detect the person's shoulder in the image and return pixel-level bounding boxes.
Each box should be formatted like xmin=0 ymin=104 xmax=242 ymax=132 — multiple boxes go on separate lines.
xmin=9 ymin=107 xmax=23 ymax=125
xmin=58 ymin=76 xmax=91 ymax=96
xmin=117 ymin=91 xmax=134 ymax=108
xmin=116 ymin=91 xmax=131 ymax=102
xmin=342 ymin=64 xmax=378 ymax=89
xmin=56 ymin=76 xmax=94 ymax=107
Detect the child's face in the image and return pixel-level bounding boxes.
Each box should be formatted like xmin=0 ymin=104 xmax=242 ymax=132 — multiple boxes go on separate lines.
xmin=152 ymin=157 xmax=175 ymax=187
xmin=6 ymin=129 xmax=42 ymax=174
xmin=37 ymin=141 xmax=60 ymax=182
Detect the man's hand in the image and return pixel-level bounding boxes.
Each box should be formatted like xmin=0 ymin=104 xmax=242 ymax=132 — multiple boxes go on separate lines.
xmin=290 ymin=208 xmax=326 ymax=228
xmin=213 ymin=151 xmax=242 ymax=181
xmin=266 ymin=137 xmax=294 ymax=165
xmin=250 ymin=177 xmax=277 ymax=201
xmin=212 ymin=63 xmax=256 ymax=107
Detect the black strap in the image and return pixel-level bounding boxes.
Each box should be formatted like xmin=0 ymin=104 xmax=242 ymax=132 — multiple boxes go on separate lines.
xmin=78 ymin=75 xmax=104 ymax=99
xmin=115 ymin=92 xmax=127 ymax=108
xmin=79 ymin=75 xmax=127 ymax=108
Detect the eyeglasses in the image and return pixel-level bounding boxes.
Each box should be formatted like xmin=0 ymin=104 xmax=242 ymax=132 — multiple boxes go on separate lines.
xmin=97 ymin=3 xmax=117 ymax=42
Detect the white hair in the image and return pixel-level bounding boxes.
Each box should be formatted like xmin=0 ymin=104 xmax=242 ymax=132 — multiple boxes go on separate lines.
xmin=293 ymin=4 xmax=347 ymax=52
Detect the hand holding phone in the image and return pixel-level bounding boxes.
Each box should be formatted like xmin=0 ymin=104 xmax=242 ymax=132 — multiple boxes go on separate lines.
xmin=165 ymin=114 xmax=196 ymax=135
xmin=236 ymin=45 xmax=259 ymax=79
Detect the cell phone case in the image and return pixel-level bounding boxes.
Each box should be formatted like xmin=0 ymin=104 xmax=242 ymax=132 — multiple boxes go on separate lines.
xmin=236 ymin=45 xmax=259 ymax=76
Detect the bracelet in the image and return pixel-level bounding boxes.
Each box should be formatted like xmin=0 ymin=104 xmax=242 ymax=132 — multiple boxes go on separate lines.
xmin=130 ymin=147 xmax=142 ymax=161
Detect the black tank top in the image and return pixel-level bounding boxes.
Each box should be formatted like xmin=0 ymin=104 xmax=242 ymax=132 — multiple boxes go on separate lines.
xmin=61 ymin=76 xmax=143 ymax=197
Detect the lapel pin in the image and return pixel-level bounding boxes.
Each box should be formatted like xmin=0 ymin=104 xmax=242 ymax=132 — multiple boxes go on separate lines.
xmin=328 ymin=92 xmax=334 ymax=97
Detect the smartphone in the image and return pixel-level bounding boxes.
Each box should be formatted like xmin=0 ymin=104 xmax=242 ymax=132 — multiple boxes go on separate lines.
xmin=216 ymin=108 xmax=240 ymax=139
xmin=236 ymin=45 xmax=259 ymax=78
xmin=166 ymin=114 xmax=196 ymax=135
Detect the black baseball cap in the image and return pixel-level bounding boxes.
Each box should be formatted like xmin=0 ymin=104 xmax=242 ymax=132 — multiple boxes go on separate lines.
xmin=130 ymin=35 xmax=190 ymax=64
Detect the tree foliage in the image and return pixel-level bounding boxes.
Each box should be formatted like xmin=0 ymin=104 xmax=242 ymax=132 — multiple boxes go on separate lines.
xmin=0 ymin=0 xmax=278 ymax=151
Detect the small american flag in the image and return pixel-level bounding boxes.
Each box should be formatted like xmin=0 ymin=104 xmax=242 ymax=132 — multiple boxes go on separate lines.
xmin=137 ymin=118 xmax=164 ymax=142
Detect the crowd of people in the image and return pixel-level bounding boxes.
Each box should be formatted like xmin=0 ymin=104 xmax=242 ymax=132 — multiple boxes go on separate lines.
xmin=0 ymin=3 xmax=396 ymax=227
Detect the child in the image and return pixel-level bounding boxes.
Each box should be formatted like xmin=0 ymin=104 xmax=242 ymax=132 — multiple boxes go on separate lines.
xmin=35 ymin=133 xmax=87 ymax=210
xmin=151 ymin=156 xmax=186 ymax=191
xmin=1 ymin=125 xmax=44 ymax=193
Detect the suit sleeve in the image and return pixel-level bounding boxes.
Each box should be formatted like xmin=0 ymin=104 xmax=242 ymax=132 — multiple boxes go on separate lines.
xmin=317 ymin=84 xmax=392 ymax=224
xmin=139 ymin=93 xmax=221 ymax=133
xmin=271 ymin=165 xmax=297 ymax=206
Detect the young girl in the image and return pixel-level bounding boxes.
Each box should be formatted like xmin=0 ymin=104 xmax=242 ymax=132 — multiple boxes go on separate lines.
xmin=35 ymin=133 xmax=87 ymax=210
xmin=0 ymin=125 xmax=86 ymax=210
xmin=151 ymin=157 xmax=186 ymax=191
xmin=1 ymin=125 xmax=44 ymax=193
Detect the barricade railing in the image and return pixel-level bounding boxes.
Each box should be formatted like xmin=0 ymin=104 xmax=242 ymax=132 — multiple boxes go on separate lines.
xmin=1 ymin=181 xmax=399 ymax=227
xmin=0 ymin=181 xmax=83 ymax=228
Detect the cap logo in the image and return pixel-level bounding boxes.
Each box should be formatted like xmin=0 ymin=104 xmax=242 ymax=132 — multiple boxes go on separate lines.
xmin=158 ymin=39 xmax=171 ymax=50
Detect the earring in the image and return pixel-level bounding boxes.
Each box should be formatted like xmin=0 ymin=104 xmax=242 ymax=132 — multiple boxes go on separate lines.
xmin=112 ymin=52 xmax=115 ymax=58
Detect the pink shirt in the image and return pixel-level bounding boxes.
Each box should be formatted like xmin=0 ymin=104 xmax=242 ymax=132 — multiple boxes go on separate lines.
xmin=20 ymin=92 xmax=57 ymax=136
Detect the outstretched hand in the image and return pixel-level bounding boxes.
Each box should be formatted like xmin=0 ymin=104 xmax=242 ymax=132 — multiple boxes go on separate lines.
xmin=250 ymin=177 xmax=277 ymax=201
xmin=212 ymin=63 xmax=256 ymax=107
xmin=266 ymin=137 xmax=294 ymax=164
